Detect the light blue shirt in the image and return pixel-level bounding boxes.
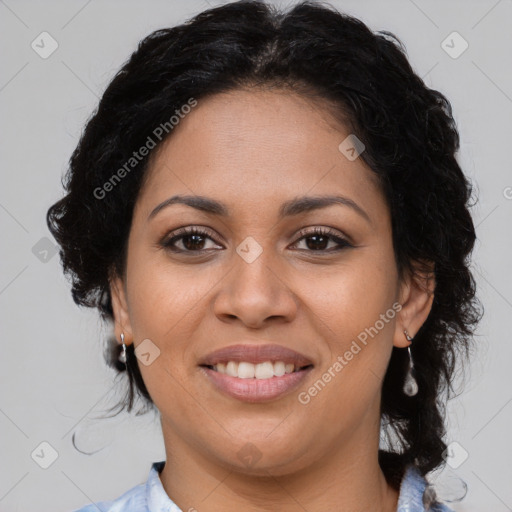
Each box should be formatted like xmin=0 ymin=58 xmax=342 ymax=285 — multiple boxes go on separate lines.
xmin=72 ymin=461 xmax=455 ymax=511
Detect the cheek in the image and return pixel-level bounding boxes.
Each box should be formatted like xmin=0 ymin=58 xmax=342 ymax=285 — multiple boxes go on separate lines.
xmin=303 ymin=247 xmax=398 ymax=336
xmin=300 ymin=250 xmax=398 ymax=400
xmin=125 ymin=243 xmax=217 ymax=339
xmin=122 ymin=260 xmax=204 ymax=405
xmin=123 ymin=251 xmax=213 ymax=413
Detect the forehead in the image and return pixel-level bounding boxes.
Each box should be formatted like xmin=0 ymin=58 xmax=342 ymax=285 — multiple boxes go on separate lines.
xmin=137 ymin=88 xmax=386 ymax=222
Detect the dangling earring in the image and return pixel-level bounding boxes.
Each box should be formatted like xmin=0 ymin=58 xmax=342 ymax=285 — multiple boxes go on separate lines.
xmin=403 ymin=329 xmax=418 ymax=396
xmin=119 ymin=333 xmax=127 ymax=364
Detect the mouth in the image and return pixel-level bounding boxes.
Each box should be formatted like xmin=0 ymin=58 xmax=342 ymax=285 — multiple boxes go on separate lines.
xmin=198 ymin=343 xmax=314 ymax=402
xmin=201 ymin=361 xmax=313 ymax=379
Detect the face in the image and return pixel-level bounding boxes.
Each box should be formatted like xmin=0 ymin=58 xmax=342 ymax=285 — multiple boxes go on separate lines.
xmin=111 ymin=88 xmax=434 ymax=476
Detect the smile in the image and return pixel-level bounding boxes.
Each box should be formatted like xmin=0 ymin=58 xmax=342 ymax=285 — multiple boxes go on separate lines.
xmin=198 ymin=343 xmax=315 ymax=402
xmin=206 ymin=360 xmax=309 ymax=379
xmin=200 ymin=363 xmax=314 ymax=402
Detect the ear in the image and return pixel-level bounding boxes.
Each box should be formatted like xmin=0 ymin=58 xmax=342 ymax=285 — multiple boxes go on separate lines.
xmin=393 ymin=260 xmax=435 ymax=348
xmin=109 ymin=273 xmax=133 ymax=345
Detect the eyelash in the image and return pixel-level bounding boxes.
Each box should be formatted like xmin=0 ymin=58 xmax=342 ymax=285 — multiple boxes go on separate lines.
xmin=160 ymin=226 xmax=353 ymax=254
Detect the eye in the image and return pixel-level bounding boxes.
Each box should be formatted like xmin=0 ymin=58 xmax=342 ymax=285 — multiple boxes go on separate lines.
xmin=292 ymin=227 xmax=353 ymax=252
xmin=160 ymin=225 xmax=353 ymax=255
xmin=160 ymin=226 xmax=223 ymax=253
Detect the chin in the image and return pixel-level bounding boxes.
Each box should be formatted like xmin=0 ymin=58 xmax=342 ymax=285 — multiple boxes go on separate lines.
xmin=212 ymin=433 xmax=314 ymax=477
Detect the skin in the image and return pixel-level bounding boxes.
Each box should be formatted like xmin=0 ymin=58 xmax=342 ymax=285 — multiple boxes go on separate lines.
xmin=110 ymin=88 xmax=435 ymax=512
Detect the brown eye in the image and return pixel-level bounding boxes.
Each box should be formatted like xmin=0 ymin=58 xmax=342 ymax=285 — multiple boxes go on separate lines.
xmin=161 ymin=227 xmax=222 ymax=253
xmin=293 ymin=227 xmax=353 ymax=252
xmin=180 ymin=233 xmax=207 ymax=251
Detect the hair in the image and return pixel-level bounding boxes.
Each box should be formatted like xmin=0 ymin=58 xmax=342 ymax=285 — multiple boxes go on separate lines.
xmin=47 ymin=0 xmax=482 ymax=493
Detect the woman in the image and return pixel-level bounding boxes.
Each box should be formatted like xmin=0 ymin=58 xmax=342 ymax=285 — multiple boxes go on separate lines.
xmin=47 ymin=1 xmax=481 ymax=511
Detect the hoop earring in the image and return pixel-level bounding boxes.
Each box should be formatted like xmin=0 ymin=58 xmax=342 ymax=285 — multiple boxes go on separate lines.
xmin=119 ymin=333 xmax=127 ymax=364
xmin=403 ymin=329 xmax=418 ymax=396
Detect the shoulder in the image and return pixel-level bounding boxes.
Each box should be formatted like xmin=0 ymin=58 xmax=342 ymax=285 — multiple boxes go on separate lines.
xmin=70 ymin=461 xmax=167 ymax=512
xmin=397 ymin=464 xmax=455 ymax=512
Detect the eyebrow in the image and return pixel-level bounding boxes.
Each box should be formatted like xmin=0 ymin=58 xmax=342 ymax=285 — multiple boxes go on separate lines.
xmin=148 ymin=194 xmax=371 ymax=224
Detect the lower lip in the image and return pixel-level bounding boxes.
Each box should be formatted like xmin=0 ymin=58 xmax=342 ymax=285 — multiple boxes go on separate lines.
xmin=200 ymin=366 xmax=313 ymax=403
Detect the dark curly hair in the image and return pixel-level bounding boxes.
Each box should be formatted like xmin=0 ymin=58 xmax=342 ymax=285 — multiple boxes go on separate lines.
xmin=47 ymin=0 xmax=482 ymax=491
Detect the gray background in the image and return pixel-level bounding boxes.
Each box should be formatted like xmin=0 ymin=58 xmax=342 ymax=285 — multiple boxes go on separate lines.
xmin=1 ymin=0 xmax=511 ymax=510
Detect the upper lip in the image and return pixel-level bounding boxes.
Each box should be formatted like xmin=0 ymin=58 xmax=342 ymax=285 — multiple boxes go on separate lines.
xmin=199 ymin=344 xmax=314 ymax=367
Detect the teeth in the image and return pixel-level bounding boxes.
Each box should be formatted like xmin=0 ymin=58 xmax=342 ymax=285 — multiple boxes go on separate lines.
xmin=226 ymin=361 xmax=238 ymax=377
xmin=212 ymin=361 xmax=300 ymax=378
xmin=238 ymin=362 xmax=255 ymax=379
xmin=273 ymin=361 xmax=285 ymax=376
xmin=254 ymin=361 xmax=274 ymax=379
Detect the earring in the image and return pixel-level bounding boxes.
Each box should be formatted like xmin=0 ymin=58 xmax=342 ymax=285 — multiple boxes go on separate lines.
xmin=119 ymin=333 xmax=127 ymax=364
xmin=403 ymin=329 xmax=418 ymax=396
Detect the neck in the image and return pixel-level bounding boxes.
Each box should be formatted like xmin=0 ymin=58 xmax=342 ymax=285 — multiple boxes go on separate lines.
xmin=158 ymin=416 xmax=399 ymax=512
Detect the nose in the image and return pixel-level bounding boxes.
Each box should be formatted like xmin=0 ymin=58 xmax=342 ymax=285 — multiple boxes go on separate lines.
xmin=212 ymin=249 xmax=298 ymax=329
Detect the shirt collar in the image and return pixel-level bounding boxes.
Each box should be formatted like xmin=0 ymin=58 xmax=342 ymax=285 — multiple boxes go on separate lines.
xmin=397 ymin=464 xmax=438 ymax=512
xmin=146 ymin=461 xmax=182 ymax=512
